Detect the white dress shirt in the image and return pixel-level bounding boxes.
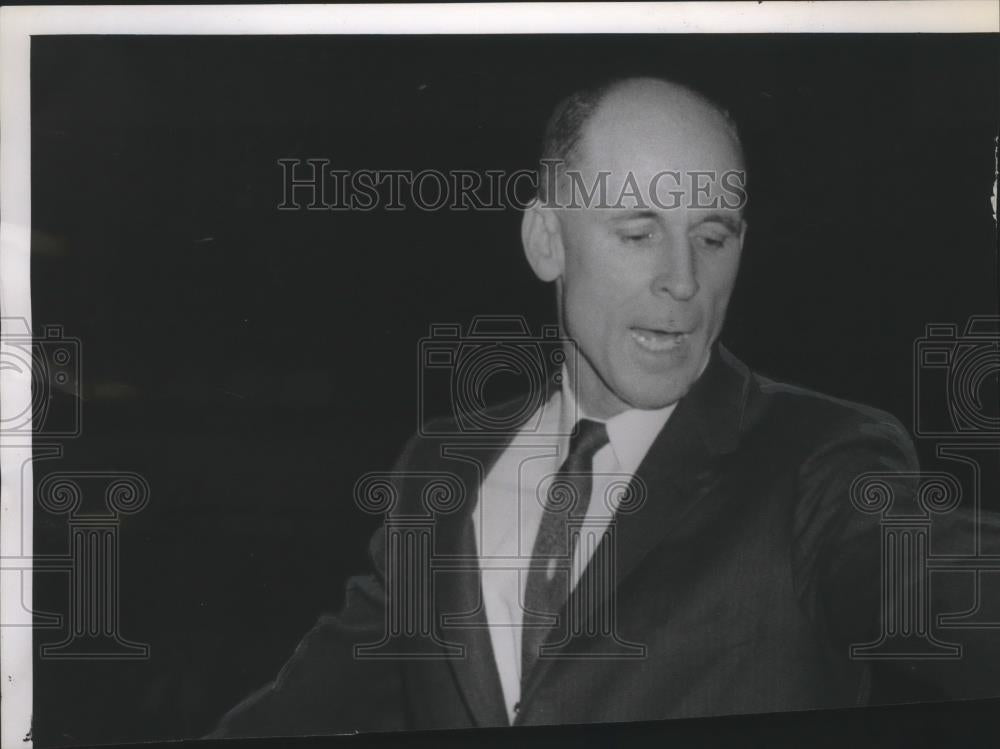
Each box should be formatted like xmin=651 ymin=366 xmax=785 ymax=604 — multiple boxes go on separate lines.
xmin=471 ymin=372 xmax=676 ymax=721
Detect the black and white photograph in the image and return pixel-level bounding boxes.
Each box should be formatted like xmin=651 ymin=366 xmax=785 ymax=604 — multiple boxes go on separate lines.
xmin=1 ymin=3 xmax=999 ymax=747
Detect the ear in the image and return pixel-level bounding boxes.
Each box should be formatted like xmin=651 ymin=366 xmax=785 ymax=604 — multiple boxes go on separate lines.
xmin=521 ymin=200 xmax=565 ymax=282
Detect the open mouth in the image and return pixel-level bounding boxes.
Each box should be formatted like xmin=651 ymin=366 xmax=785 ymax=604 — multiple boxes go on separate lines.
xmin=629 ymin=327 xmax=689 ymax=353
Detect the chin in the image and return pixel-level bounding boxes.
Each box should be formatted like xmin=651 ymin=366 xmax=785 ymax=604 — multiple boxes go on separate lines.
xmin=617 ymin=373 xmax=694 ymax=411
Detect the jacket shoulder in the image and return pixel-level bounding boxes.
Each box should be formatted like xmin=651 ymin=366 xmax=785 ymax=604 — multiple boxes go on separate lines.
xmin=747 ymin=371 xmax=916 ymax=464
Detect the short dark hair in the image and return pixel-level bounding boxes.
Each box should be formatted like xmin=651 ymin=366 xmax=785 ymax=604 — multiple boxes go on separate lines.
xmin=536 ymin=79 xmax=616 ymax=203
xmin=535 ymin=76 xmax=743 ymax=203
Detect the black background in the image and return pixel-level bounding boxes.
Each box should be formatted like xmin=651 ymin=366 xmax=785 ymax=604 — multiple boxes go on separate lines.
xmin=29 ymin=34 xmax=999 ymax=746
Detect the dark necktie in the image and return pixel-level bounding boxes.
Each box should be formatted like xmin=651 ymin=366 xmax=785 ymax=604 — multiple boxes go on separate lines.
xmin=521 ymin=418 xmax=610 ymax=683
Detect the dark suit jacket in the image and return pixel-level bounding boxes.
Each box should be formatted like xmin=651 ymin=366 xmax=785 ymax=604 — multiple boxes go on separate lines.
xmin=210 ymin=345 xmax=1000 ymax=738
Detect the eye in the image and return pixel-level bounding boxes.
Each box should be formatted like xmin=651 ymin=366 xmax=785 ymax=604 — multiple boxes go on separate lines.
xmin=621 ymin=231 xmax=654 ymax=243
xmin=691 ymin=233 xmax=729 ymax=251
xmin=616 ymin=223 xmax=659 ymax=244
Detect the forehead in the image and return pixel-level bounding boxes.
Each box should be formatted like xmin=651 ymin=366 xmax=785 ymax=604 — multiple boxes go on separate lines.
xmin=574 ymin=83 xmax=744 ymax=186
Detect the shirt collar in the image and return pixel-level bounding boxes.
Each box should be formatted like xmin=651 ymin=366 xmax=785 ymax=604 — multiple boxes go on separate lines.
xmin=558 ymin=367 xmax=677 ymax=475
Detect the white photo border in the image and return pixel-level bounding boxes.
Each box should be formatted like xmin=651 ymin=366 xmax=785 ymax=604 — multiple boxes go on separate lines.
xmin=1 ymin=3 xmax=997 ymax=747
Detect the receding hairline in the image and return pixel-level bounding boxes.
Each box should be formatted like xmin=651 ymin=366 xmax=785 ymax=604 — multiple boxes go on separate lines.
xmin=537 ymin=75 xmax=745 ymax=199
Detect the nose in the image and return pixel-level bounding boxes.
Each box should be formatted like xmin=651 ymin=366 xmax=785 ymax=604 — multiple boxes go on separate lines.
xmin=650 ymin=234 xmax=699 ymax=301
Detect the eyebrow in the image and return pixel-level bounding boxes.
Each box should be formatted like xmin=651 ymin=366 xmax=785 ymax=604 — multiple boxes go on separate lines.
xmin=693 ymin=213 xmax=742 ymax=234
xmin=611 ymin=210 xmax=659 ymax=222
xmin=610 ymin=210 xmax=743 ymax=234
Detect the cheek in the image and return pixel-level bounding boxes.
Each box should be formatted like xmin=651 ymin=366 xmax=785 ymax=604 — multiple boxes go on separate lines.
xmin=564 ymin=225 xmax=646 ymax=298
xmin=563 ymin=247 xmax=637 ymax=335
xmin=701 ymin=253 xmax=742 ymax=313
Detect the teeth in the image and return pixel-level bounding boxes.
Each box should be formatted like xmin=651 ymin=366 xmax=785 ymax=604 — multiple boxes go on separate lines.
xmin=631 ymin=328 xmax=685 ymax=352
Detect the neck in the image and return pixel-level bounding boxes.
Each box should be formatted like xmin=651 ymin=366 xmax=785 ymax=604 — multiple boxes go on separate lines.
xmin=563 ymin=350 xmax=630 ymax=421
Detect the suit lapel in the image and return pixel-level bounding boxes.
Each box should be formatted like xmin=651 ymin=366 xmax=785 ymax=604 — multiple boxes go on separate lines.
xmin=606 ymin=345 xmax=750 ymax=586
xmin=518 ymin=345 xmax=753 ymax=707
xmin=429 ymin=439 xmax=511 ymax=727
xmin=425 ymin=375 xmax=564 ymax=726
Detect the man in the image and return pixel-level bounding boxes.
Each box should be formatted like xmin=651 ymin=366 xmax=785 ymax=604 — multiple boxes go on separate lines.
xmin=210 ymin=77 xmax=999 ymax=737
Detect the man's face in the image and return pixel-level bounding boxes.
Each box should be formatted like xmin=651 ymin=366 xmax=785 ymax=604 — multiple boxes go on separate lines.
xmin=535 ymin=82 xmax=746 ymax=418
